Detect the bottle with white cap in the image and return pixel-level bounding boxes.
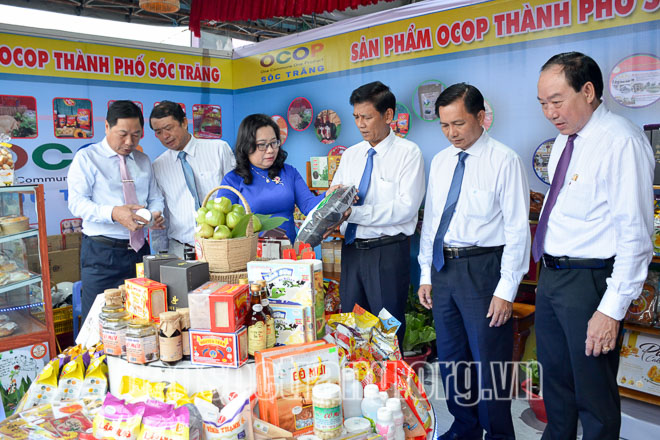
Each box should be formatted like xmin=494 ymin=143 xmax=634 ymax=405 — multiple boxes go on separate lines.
xmin=342 ymin=368 xmax=364 ymax=419
xmin=379 ymin=391 xmax=389 ymax=406
xmin=361 ymin=384 xmax=383 ymax=427
xmin=375 ymin=407 xmax=394 ymax=440
xmin=385 ymin=398 xmax=405 ymax=440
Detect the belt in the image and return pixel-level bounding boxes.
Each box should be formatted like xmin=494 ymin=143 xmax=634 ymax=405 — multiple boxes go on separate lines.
xmin=541 ymin=254 xmax=614 ymax=270
xmin=353 ymin=233 xmax=407 ymax=250
xmin=443 ymin=245 xmax=504 ymax=259
xmin=86 ymin=235 xmax=131 ymax=249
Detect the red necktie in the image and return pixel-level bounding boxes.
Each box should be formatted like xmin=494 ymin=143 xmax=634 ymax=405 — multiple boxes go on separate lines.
xmin=118 ymin=154 xmax=145 ymax=252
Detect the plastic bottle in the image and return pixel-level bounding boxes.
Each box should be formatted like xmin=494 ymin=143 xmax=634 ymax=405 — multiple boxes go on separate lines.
xmin=361 ymin=384 xmax=383 ymax=427
xmin=379 ymin=391 xmax=389 ymax=406
xmin=375 ymin=407 xmax=394 ymax=440
xmin=342 ymin=368 xmax=364 ymax=419
xmin=385 ymin=398 xmax=405 ymax=440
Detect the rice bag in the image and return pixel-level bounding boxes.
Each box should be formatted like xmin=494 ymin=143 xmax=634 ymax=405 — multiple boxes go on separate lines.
xmin=203 ymin=393 xmax=254 ymax=440
xmin=55 ymin=356 xmax=85 ymax=402
xmin=119 ymin=376 xmax=166 ymax=403
xmin=138 ymin=402 xmax=195 ymax=440
xmin=80 ymin=355 xmax=108 ymax=400
xmin=23 ymin=359 xmax=60 ymax=409
xmin=93 ymin=394 xmax=145 ymax=440
xmin=296 ymin=185 xmax=357 ymax=247
xmin=165 ymin=382 xmax=191 ymax=406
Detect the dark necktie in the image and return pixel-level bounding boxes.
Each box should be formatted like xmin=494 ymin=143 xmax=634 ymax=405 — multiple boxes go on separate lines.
xmin=178 ymin=150 xmax=201 ymax=210
xmin=118 ymin=154 xmax=145 ymax=252
xmin=432 ymin=151 xmax=468 ymax=271
xmin=344 ymin=148 xmax=377 ymax=245
xmin=532 ymin=134 xmax=578 ymax=262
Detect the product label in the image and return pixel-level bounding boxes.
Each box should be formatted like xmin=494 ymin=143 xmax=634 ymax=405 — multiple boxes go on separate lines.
xmin=159 ymin=335 xmax=183 ymax=362
xmin=248 ymin=322 xmax=266 ymax=355
xmin=313 ymin=404 xmax=342 ymax=433
xmin=126 ymin=334 xmax=159 ymax=364
xmin=102 ymin=328 xmax=126 ymax=356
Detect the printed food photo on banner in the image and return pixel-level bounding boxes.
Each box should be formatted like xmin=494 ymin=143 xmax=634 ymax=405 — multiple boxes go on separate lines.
xmin=609 ymin=53 xmax=660 ymax=108
xmin=271 ymin=115 xmax=288 ymax=145
xmin=52 ymin=98 xmax=93 ymax=139
xmin=314 ymin=109 xmax=341 ymax=144
xmin=0 ymin=95 xmax=37 ymax=139
xmin=413 ymin=80 xmax=445 ymax=121
xmin=287 ymin=97 xmax=313 ymax=131
xmin=390 ymin=102 xmax=410 ymax=138
xmin=192 ymin=104 xmax=222 ymax=139
xmin=533 ymin=138 xmax=556 ymax=185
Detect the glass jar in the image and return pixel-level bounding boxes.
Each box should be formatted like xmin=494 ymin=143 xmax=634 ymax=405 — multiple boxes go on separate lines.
xmin=159 ymin=311 xmax=182 ymax=366
xmin=125 ymin=320 xmax=159 ymax=364
xmin=102 ymin=315 xmax=128 ymax=357
xmin=312 ymin=383 xmax=343 ymax=439
xmin=98 ymin=305 xmax=128 ymax=344
xmin=104 ymin=288 xmax=123 ymax=307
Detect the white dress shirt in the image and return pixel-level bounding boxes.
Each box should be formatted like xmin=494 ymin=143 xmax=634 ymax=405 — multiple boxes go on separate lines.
xmin=541 ymin=104 xmax=654 ymax=320
xmin=331 ymin=130 xmax=426 ymax=238
xmin=67 ymin=138 xmax=164 ymax=240
xmin=152 ymin=136 xmax=235 ymax=245
xmin=418 ymin=130 xmax=531 ymax=302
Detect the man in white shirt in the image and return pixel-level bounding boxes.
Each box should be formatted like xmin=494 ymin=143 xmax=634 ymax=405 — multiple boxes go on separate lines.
xmin=417 ymin=83 xmax=530 ymax=440
xmin=331 ymin=81 xmax=425 ymax=343
xmin=535 ymin=52 xmax=653 ymax=440
xmin=150 ymin=101 xmax=235 ymax=258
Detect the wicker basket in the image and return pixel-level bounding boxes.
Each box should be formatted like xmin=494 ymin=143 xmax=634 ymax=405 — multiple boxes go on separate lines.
xmin=194 ymin=185 xmax=257 ymax=272
xmin=209 ymin=270 xmax=248 ymax=284
xmin=32 ymin=305 xmax=73 ymax=335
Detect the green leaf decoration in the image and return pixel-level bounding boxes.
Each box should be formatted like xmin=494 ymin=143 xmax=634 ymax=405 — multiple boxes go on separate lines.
xmin=254 ymin=214 xmax=287 ymax=232
xmin=231 ymin=214 xmax=253 ymax=238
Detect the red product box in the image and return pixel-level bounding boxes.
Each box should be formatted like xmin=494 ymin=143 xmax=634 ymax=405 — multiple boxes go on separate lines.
xmin=209 ymin=284 xmax=250 ymax=333
xmin=125 ymin=278 xmax=168 ymax=322
xmin=190 ymin=327 xmax=248 ymax=368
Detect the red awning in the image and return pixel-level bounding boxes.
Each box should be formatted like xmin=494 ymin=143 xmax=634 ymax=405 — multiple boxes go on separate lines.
xmin=189 ymin=0 xmax=395 ymax=37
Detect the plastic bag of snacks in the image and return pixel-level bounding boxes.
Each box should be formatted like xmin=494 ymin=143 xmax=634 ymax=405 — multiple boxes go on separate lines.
xmin=296 ymin=185 xmax=357 ymax=247
xmin=203 ymin=393 xmax=254 ymax=440
xmin=625 ymin=270 xmax=659 ymax=326
xmin=384 ymin=361 xmax=432 ymax=436
xmin=80 ymin=355 xmax=108 ymax=400
xmin=93 ymin=394 xmax=145 ymax=440
xmin=118 ymin=376 xmax=167 ymax=403
xmin=22 ymin=358 xmax=60 ymax=409
xmin=54 ymin=356 xmax=85 ymax=402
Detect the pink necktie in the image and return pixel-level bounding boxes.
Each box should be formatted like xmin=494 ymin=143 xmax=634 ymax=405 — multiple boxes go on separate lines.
xmin=118 ymin=154 xmax=145 ymax=252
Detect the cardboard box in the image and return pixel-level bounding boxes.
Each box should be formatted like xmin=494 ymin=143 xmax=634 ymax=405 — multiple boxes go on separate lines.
xmin=209 ymin=284 xmax=250 ymax=333
xmin=321 ymin=241 xmax=334 ymax=273
xmin=125 ymin=278 xmax=168 ymax=322
xmin=136 ymin=262 xmax=144 ymax=278
xmin=47 ymin=248 xmax=80 ymax=284
xmin=143 ymin=254 xmax=181 ymax=282
xmin=332 ymin=240 xmax=342 ymax=273
xmin=62 ymin=232 xmax=82 ymax=249
xmin=190 ymin=327 xmax=248 ymax=368
xmin=270 ymin=304 xmax=306 ymax=346
xmin=310 ymin=156 xmax=329 ymax=188
xmin=160 ymin=260 xmax=209 ymax=310
xmin=618 ymin=330 xmax=660 ymax=397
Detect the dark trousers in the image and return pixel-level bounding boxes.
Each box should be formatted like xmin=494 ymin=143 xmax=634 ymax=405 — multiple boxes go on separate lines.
xmin=536 ymin=260 xmax=621 ymax=440
xmin=339 ymin=237 xmax=410 ymax=345
xmin=80 ymin=235 xmax=150 ymax=323
xmin=431 ymin=250 xmax=515 ymax=440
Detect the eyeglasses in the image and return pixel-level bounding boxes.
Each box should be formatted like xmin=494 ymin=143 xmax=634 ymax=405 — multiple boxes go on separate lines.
xmin=255 ymin=140 xmax=281 ymax=151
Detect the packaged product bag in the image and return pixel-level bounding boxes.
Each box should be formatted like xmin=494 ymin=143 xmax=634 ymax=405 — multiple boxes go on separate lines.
xmin=203 ymin=393 xmax=254 ymax=440
xmin=93 ymin=394 xmax=145 ymax=440
xmin=80 ymin=355 xmax=108 ymax=400
xmin=23 ymin=358 xmax=60 ymax=409
xmin=296 ymin=185 xmax=357 ymax=247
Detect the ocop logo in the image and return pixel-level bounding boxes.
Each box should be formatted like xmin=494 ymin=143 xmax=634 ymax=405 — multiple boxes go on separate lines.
xmin=9 ymin=142 xmax=76 ymax=171
xmin=259 ymin=43 xmax=324 ymax=67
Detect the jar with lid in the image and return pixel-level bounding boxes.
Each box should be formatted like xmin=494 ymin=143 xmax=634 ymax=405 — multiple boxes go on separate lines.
xmin=99 ymin=305 xmax=128 ymax=345
xmin=125 ymin=320 xmax=159 ymax=364
xmin=104 ymin=288 xmax=123 ymax=307
xmin=177 ymin=308 xmax=191 ymax=360
xmin=238 ymin=278 xmax=249 ymax=285
xmin=248 ymin=303 xmax=266 ymax=357
xmin=102 ymin=315 xmax=128 ymax=357
xmin=312 ymin=383 xmax=343 ymax=439
xmin=159 ymin=311 xmax=183 ymax=366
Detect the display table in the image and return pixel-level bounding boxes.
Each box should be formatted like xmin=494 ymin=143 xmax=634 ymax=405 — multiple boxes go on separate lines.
xmin=107 ymin=356 xmax=258 ymax=396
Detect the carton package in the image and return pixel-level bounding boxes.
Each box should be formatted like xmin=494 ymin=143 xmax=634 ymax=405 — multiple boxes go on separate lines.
xmin=209 ymin=284 xmax=250 ymax=333
xmin=125 ymin=278 xmax=168 ymax=322
xmin=136 ymin=262 xmax=144 ymax=278
xmin=143 ymin=254 xmax=181 ymax=282
xmin=270 ymin=304 xmax=306 ymax=346
xmin=189 ymin=281 xmax=227 ymax=330
xmin=190 ymin=327 xmax=248 ymax=368
xmin=256 ymin=342 xmax=340 ymax=436
xmin=42 ymin=233 xmax=82 ymax=284
xmin=327 ymin=155 xmax=341 ymax=184
xmin=310 ymin=156 xmax=329 ymax=188
xmin=247 ymin=259 xmax=325 ymax=341
xmin=332 ymin=240 xmax=342 ymax=273
xmin=321 ymin=241 xmax=334 ymax=273
xmin=618 ymin=329 xmax=660 ymax=397
xmin=160 ymin=260 xmax=210 ymax=310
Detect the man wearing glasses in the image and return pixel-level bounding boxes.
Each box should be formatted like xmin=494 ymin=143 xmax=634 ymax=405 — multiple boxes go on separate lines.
xmin=150 ymin=101 xmax=235 ymax=258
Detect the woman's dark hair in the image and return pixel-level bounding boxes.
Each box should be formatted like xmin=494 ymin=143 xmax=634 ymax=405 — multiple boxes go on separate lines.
xmin=435 ymin=83 xmax=485 ymax=118
xmin=234 ymin=114 xmax=288 ymax=185
xmin=107 ymin=100 xmax=143 ymax=128
xmin=541 ymin=52 xmax=604 ymax=99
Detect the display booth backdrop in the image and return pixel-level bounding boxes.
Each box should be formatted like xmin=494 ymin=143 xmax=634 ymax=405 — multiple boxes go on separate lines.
xmin=0 ymin=0 xmax=658 ymax=234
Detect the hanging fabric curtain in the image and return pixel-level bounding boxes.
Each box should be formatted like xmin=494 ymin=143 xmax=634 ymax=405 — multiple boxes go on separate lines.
xmin=189 ymin=0 xmax=392 ymax=36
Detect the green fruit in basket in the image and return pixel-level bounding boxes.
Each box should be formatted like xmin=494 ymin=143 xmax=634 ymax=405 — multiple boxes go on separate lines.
xmin=232 ymin=204 xmax=246 ymax=215
xmin=196 ymin=207 xmax=208 ymax=224
xmin=205 ymin=199 xmax=216 ymax=210
xmin=213 ymin=225 xmax=232 ymax=239
xmin=252 ymin=214 xmax=262 ymax=232
xmin=205 ymin=209 xmax=225 ymax=227
xmin=197 ymin=223 xmax=214 ymax=239
xmin=216 ymin=196 xmax=232 ymax=214
xmin=226 ymin=211 xmax=243 ymax=229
